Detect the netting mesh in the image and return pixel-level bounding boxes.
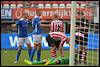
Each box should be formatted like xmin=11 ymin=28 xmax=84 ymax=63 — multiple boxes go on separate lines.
xmin=74 ymin=10 xmax=99 ymax=66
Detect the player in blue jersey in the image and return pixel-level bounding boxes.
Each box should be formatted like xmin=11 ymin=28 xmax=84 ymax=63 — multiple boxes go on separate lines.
xmin=12 ymin=13 xmax=32 ymax=63
xmin=30 ymin=10 xmax=48 ymax=62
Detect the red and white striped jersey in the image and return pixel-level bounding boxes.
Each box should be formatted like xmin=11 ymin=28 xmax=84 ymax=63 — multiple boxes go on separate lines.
xmin=50 ymin=20 xmax=64 ymax=33
xmin=49 ymin=32 xmax=69 ymax=46
xmin=75 ymin=32 xmax=84 ymax=37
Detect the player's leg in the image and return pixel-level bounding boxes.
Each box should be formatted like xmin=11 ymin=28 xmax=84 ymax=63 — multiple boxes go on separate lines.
xmin=55 ymin=40 xmax=64 ymax=57
xmin=14 ymin=38 xmax=23 ymax=63
xmin=74 ymin=48 xmax=78 ymax=64
xmin=46 ymin=34 xmax=56 ymax=58
xmin=83 ymin=33 xmax=88 ymax=64
xmin=79 ymin=45 xmax=83 ymax=63
xmin=30 ymin=35 xmax=38 ymax=62
xmin=79 ymin=35 xmax=88 ymax=63
xmin=50 ymin=45 xmax=56 ymax=58
xmin=26 ymin=37 xmax=32 ymax=59
xmin=36 ymin=35 xmax=42 ymax=61
xmin=30 ymin=42 xmax=37 ymax=62
xmin=59 ymin=45 xmax=64 ymax=57
xmin=74 ymin=36 xmax=79 ymax=64
xmin=83 ymin=46 xmax=87 ymax=64
xmin=37 ymin=43 xmax=41 ymax=61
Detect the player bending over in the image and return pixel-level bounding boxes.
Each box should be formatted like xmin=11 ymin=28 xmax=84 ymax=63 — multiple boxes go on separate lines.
xmin=12 ymin=12 xmax=32 ymax=63
xmin=46 ymin=32 xmax=70 ymax=58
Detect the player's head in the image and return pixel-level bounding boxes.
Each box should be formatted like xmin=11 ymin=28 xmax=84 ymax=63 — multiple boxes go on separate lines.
xmin=36 ymin=10 xmax=42 ymax=17
xmin=66 ymin=37 xmax=70 ymax=44
xmin=22 ymin=12 xmax=28 ymax=19
xmin=80 ymin=11 xmax=84 ymax=15
xmin=53 ymin=13 xmax=58 ymax=20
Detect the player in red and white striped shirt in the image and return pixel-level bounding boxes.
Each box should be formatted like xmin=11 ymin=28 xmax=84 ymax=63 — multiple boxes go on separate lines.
xmin=44 ymin=14 xmax=64 ymax=33
xmin=50 ymin=14 xmax=64 ymax=33
xmin=49 ymin=32 xmax=69 ymax=46
xmin=44 ymin=14 xmax=65 ymax=58
xmin=46 ymin=32 xmax=70 ymax=58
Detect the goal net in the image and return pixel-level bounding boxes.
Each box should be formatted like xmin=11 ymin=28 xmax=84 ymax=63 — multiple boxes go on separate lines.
xmin=70 ymin=1 xmax=99 ymax=66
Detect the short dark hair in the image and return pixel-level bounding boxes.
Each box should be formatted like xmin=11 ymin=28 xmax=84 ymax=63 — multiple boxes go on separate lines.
xmin=36 ymin=10 xmax=42 ymax=16
xmin=53 ymin=13 xmax=58 ymax=18
xmin=80 ymin=11 xmax=84 ymax=15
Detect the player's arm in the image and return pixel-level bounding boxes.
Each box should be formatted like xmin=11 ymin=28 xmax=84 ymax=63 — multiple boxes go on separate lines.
xmin=11 ymin=24 xmax=16 ymax=27
xmin=28 ymin=20 xmax=32 ymax=25
xmin=40 ymin=23 xmax=51 ymax=27
xmin=11 ymin=23 xmax=18 ymax=33
xmin=39 ymin=19 xmax=51 ymax=27
xmin=11 ymin=20 xmax=21 ymax=29
xmin=32 ymin=18 xmax=37 ymax=30
xmin=59 ymin=39 xmax=65 ymax=57
xmin=60 ymin=36 xmax=70 ymax=46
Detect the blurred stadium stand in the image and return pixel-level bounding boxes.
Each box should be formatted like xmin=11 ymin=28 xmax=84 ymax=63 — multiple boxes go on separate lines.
xmin=1 ymin=1 xmax=99 ymax=34
xmin=1 ymin=1 xmax=90 ymax=8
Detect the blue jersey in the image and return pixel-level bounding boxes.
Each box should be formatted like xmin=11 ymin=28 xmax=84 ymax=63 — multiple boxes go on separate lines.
xmin=16 ymin=18 xmax=30 ymax=38
xmin=32 ymin=16 xmax=42 ymax=35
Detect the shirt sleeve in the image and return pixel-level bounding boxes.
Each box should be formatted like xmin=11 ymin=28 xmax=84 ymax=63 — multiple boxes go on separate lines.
xmin=61 ymin=22 xmax=64 ymax=33
xmin=50 ymin=22 xmax=54 ymax=32
xmin=60 ymin=37 xmax=69 ymax=46
xmin=32 ymin=18 xmax=39 ymax=29
xmin=28 ymin=20 xmax=32 ymax=25
xmin=36 ymin=17 xmax=41 ymax=24
xmin=16 ymin=20 xmax=21 ymax=25
xmin=60 ymin=40 xmax=65 ymax=46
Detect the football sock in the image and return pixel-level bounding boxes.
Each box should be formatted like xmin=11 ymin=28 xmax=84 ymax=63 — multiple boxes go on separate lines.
xmin=16 ymin=46 xmax=22 ymax=61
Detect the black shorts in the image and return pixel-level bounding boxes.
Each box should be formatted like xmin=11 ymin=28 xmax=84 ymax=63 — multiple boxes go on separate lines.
xmin=46 ymin=34 xmax=61 ymax=48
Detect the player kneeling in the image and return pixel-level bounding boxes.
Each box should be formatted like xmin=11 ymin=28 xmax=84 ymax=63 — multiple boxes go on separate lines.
xmin=46 ymin=32 xmax=70 ymax=58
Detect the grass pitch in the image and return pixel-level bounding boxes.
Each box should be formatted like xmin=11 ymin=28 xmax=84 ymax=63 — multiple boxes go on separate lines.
xmin=1 ymin=50 xmax=99 ymax=66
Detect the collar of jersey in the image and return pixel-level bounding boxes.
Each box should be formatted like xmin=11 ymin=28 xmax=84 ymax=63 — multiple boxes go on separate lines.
xmin=34 ymin=16 xmax=41 ymax=18
xmin=20 ymin=18 xmax=28 ymax=21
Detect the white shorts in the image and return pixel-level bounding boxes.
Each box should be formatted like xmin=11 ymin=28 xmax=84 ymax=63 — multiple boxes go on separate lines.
xmin=33 ymin=35 xmax=42 ymax=44
xmin=18 ymin=37 xmax=30 ymax=46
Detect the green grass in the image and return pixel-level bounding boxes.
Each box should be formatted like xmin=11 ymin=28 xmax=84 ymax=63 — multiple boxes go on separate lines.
xmin=1 ymin=50 xmax=99 ymax=66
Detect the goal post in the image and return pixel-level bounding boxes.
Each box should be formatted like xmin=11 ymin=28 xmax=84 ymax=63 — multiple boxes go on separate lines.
xmin=69 ymin=1 xmax=76 ymax=66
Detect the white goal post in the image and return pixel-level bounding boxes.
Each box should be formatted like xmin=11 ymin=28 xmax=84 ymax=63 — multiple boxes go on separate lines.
xmin=69 ymin=1 xmax=76 ymax=66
